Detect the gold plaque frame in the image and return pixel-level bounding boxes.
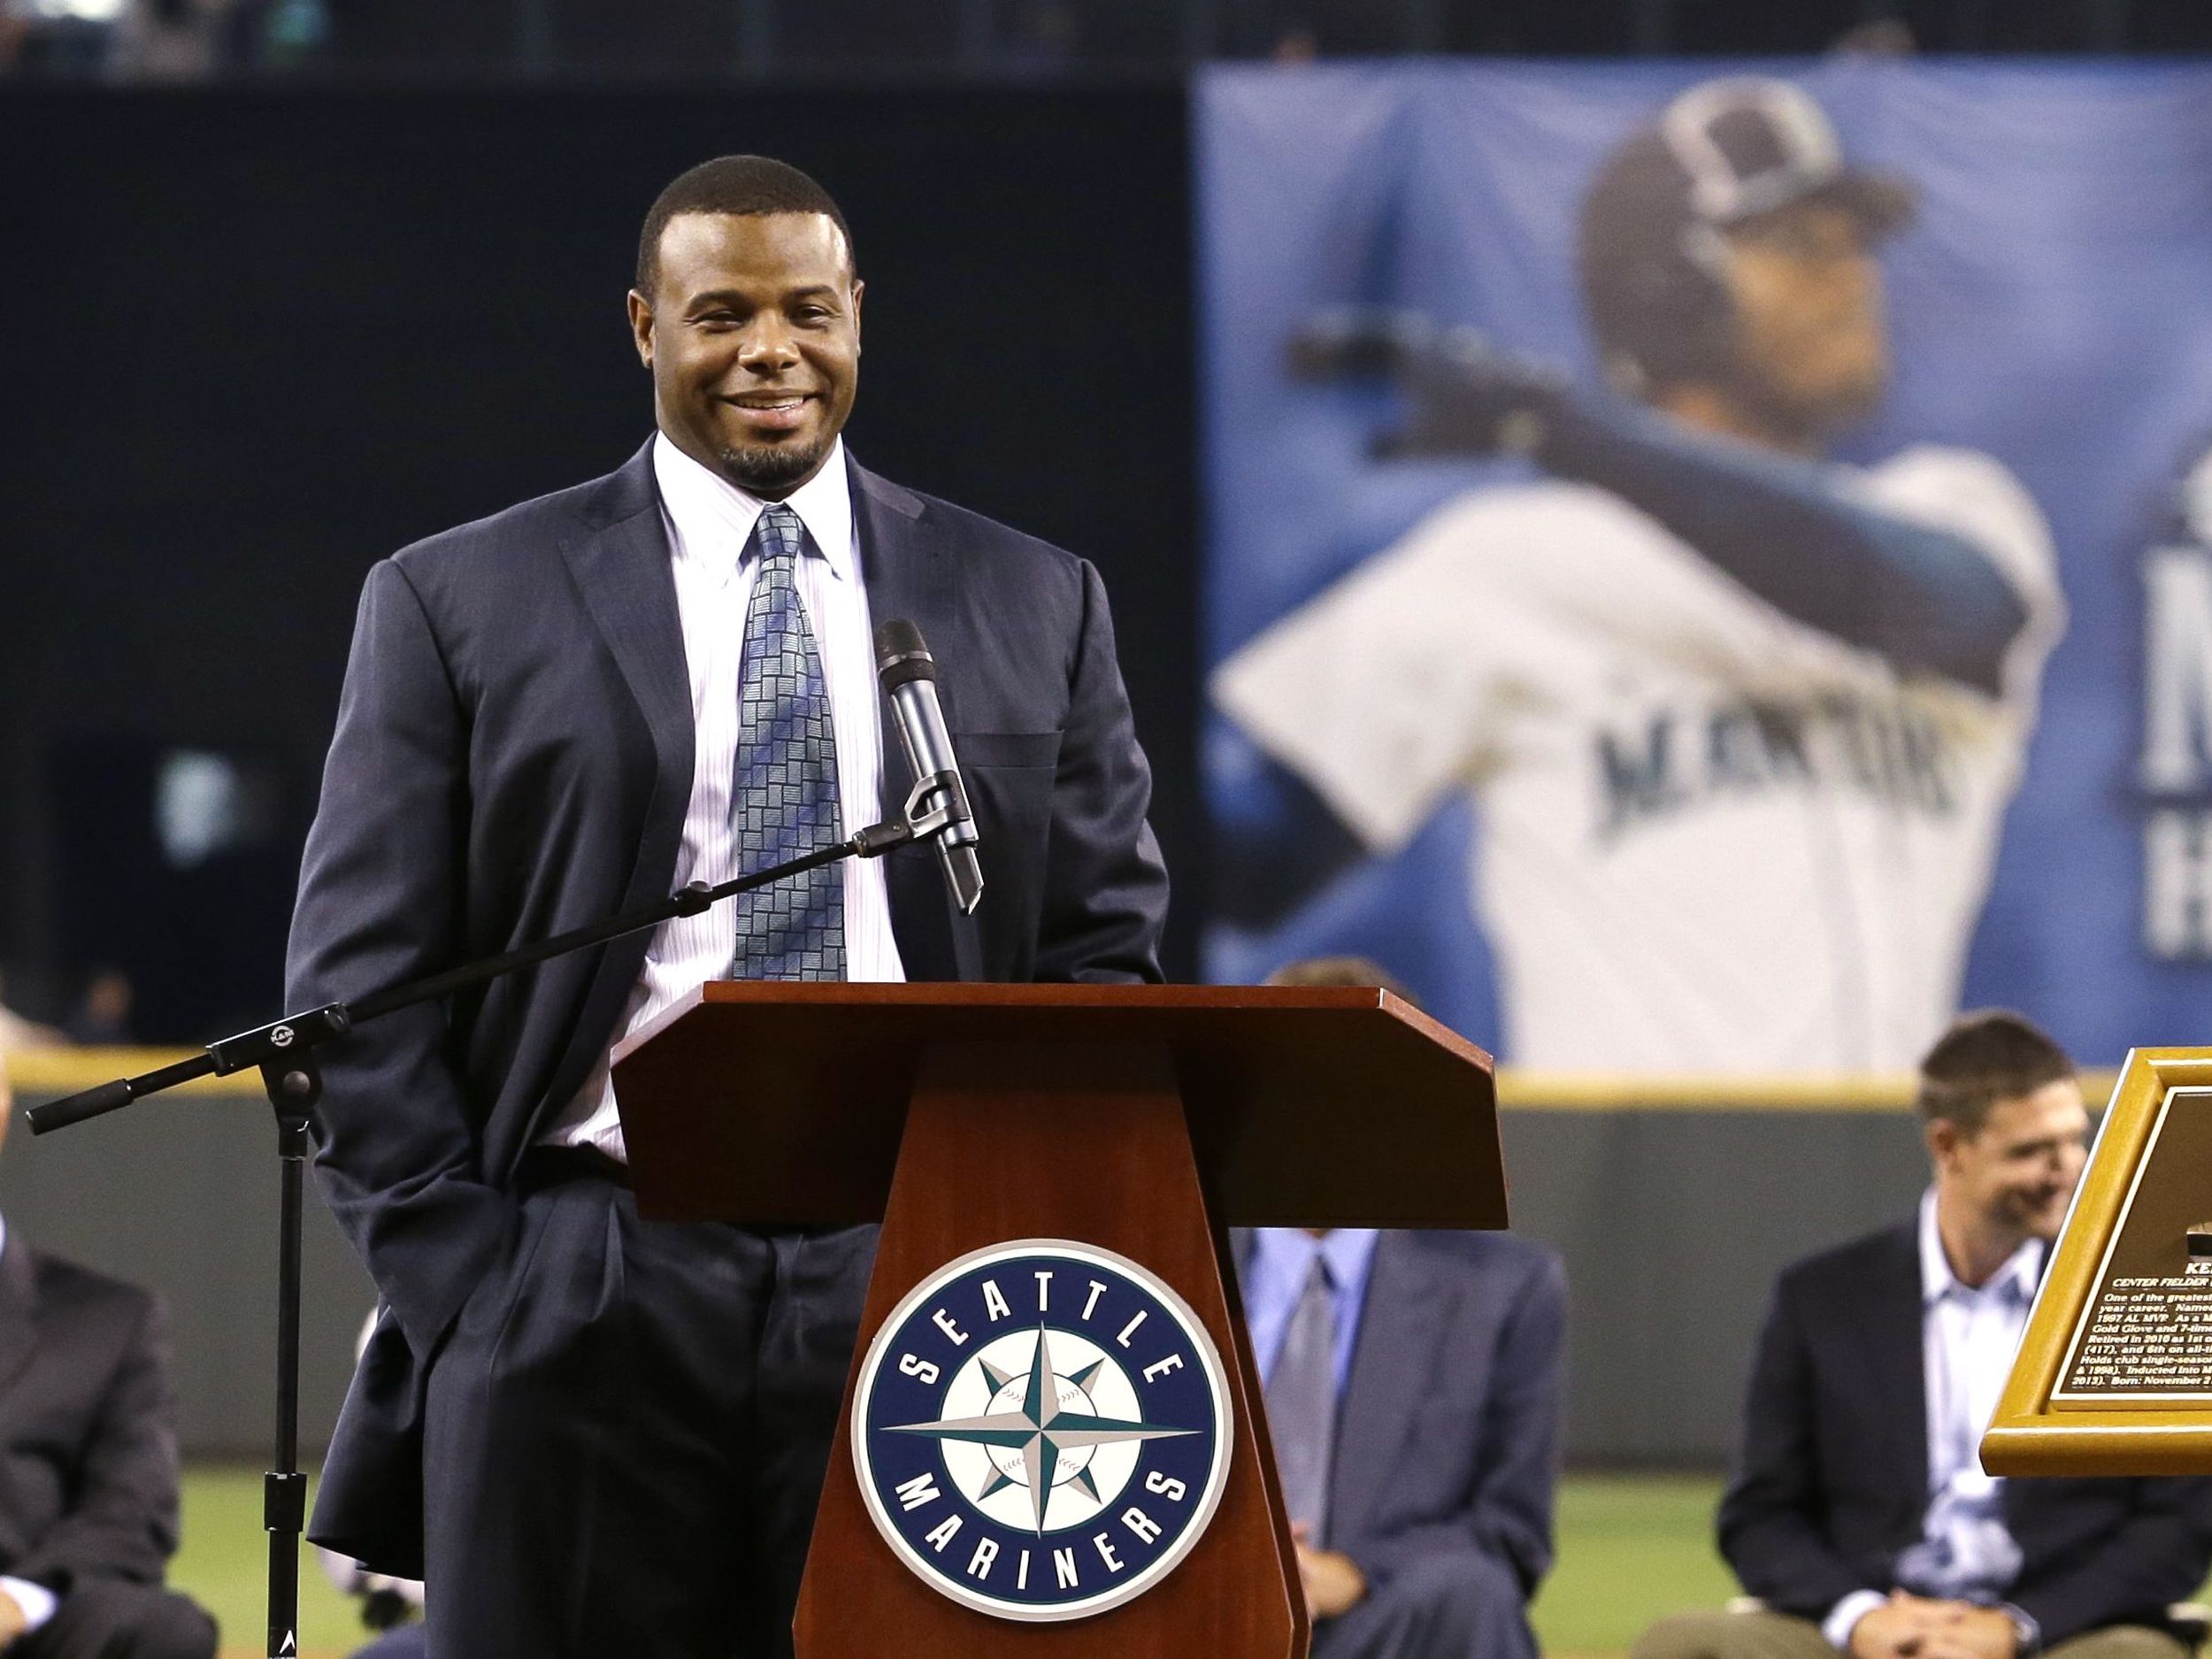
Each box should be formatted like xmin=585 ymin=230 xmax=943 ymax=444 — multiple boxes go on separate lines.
xmin=1984 ymin=1048 xmax=2212 ymax=1476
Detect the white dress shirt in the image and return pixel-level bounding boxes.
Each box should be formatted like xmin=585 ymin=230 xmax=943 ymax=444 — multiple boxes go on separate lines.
xmin=1824 ymin=1190 xmax=2041 ymax=1651
xmin=546 ymin=434 xmax=905 ymax=1159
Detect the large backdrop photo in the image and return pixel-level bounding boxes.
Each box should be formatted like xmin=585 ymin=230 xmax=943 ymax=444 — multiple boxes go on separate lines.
xmin=1200 ymin=60 xmax=2212 ymax=1073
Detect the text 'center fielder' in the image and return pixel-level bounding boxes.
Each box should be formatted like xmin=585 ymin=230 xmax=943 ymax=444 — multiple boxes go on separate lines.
xmin=1213 ymin=77 xmax=2066 ymax=1072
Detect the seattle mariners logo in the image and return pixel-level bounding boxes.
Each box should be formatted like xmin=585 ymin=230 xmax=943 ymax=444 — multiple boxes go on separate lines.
xmin=851 ymin=1240 xmax=1232 ymax=1621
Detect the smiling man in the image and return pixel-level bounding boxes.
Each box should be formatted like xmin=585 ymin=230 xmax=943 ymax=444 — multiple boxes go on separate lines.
xmin=1635 ymin=1011 xmax=2212 ymax=1659
xmin=287 ymin=156 xmax=1167 ymax=1658
xmin=631 ymin=190 xmax=863 ymax=495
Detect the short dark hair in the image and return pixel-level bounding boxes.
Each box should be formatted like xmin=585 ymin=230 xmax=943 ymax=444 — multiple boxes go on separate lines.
xmin=635 ymin=154 xmax=856 ymax=296
xmin=1263 ymin=956 xmax=1423 ymax=1013
xmin=1916 ymin=1010 xmax=2076 ymax=1135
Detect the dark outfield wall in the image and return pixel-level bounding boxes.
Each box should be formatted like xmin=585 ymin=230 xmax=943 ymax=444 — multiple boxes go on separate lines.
xmin=4 ymin=1076 xmax=1935 ymax=1463
xmin=0 ymin=85 xmax=1201 ymax=1035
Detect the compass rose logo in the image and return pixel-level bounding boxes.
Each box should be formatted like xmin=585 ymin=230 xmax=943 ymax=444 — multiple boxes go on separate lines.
xmin=851 ymin=1240 xmax=1232 ymax=1621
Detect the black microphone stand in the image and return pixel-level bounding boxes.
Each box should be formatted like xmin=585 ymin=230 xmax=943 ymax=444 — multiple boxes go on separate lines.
xmin=25 ymin=774 xmax=963 ymax=1659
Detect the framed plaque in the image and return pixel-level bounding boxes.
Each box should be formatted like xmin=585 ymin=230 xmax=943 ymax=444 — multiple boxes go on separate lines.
xmin=1984 ymin=1048 xmax=2212 ymax=1476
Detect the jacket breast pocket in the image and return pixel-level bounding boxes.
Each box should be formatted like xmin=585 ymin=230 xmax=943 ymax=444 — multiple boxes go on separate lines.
xmin=956 ymin=732 xmax=1059 ymax=856
xmin=953 ymin=733 xmax=1060 ymax=973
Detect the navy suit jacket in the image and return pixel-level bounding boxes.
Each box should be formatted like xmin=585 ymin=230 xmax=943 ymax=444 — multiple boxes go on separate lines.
xmin=1722 ymin=1222 xmax=2212 ymax=1647
xmin=289 ymin=442 xmax=1168 ymax=1571
xmin=1239 ymin=1231 xmax=1564 ymax=1629
xmin=0 ymin=1239 xmax=183 ymax=1594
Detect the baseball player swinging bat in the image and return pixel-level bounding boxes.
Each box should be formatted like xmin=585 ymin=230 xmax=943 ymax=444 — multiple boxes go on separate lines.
xmin=1212 ymin=77 xmax=2067 ymax=1072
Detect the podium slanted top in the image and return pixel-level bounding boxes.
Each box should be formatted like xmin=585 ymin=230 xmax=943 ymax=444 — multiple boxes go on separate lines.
xmin=610 ymin=981 xmax=1503 ymax=1232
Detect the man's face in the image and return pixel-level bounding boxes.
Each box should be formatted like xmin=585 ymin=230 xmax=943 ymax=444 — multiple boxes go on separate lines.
xmin=1932 ymin=1079 xmax=2093 ymax=1247
xmin=628 ymin=211 xmax=862 ymax=499
xmin=1719 ymin=200 xmax=1889 ymax=439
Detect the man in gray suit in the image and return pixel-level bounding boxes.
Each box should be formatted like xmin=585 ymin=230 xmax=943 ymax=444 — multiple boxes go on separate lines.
xmin=0 ymin=1062 xmax=217 ymax=1659
xmin=1241 ymin=958 xmax=1567 ymax=1659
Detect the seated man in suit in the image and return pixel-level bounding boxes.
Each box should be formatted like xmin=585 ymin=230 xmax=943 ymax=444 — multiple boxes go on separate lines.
xmin=1242 ymin=957 xmax=1567 ymax=1659
xmin=0 ymin=1058 xmax=217 ymax=1659
xmin=1637 ymin=1010 xmax=2212 ymax=1659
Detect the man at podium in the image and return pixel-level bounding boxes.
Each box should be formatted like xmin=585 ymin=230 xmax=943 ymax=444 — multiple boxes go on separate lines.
xmin=287 ymin=154 xmax=1168 ymax=1659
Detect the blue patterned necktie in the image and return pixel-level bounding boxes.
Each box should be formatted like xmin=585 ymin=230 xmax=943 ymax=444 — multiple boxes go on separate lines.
xmin=727 ymin=502 xmax=847 ymax=980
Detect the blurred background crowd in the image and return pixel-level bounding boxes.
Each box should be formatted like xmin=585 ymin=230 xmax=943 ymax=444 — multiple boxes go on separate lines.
xmin=5 ymin=0 xmax=2212 ymax=83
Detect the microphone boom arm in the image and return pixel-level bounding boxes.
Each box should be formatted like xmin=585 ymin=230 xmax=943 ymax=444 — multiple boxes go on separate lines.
xmin=29 ymin=796 xmax=941 ymax=1138
xmin=19 ymin=616 xmax=986 ymax=1659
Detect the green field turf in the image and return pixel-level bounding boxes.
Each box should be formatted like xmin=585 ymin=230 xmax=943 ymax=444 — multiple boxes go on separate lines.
xmin=168 ymin=1467 xmax=1739 ymax=1659
xmin=172 ymin=1469 xmax=365 ymax=1657
xmin=1532 ymin=1476 xmax=1737 ymax=1655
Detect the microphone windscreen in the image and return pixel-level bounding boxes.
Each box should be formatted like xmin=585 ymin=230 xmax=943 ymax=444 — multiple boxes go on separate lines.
xmin=874 ymin=619 xmax=938 ymax=689
xmin=27 ymin=1078 xmax=133 ymax=1134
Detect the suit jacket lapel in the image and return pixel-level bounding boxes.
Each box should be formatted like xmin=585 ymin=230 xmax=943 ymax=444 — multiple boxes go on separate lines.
xmin=0 ymin=1239 xmax=35 ymax=1570
xmin=534 ymin=442 xmax=697 ymax=1134
xmin=1860 ymin=1225 xmax=1930 ymax=1511
xmin=557 ymin=442 xmax=694 ymax=810
xmin=0 ymin=1234 xmax=36 ymax=1399
xmin=1329 ymin=1233 xmax=1447 ymax=1548
xmin=851 ymin=460 xmax=972 ymax=981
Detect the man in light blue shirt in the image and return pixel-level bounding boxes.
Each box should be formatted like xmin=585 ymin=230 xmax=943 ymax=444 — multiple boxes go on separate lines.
xmin=1635 ymin=1011 xmax=2212 ymax=1659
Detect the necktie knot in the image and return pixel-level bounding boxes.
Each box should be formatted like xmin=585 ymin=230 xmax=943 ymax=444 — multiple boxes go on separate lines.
xmin=751 ymin=502 xmax=806 ymax=572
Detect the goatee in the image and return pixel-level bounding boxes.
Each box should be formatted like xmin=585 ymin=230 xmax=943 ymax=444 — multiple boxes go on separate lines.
xmin=718 ymin=435 xmax=833 ymax=496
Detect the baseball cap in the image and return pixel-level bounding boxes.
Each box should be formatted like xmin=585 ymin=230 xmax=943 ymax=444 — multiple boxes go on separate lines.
xmin=1657 ymin=77 xmax=1914 ymax=236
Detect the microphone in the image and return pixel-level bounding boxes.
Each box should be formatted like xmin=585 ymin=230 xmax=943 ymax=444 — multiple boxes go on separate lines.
xmin=874 ymin=620 xmax=985 ymax=916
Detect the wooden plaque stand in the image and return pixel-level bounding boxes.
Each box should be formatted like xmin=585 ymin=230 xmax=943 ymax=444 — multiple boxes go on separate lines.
xmin=611 ymin=983 xmax=1504 ymax=1659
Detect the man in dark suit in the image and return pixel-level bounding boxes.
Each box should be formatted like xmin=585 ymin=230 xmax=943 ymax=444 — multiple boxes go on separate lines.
xmin=1636 ymin=1011 xmax=2212 ymax=1659
xmin=0 ymin=1061 xmax=217 ymax=1659
xmin=1240 ymin=958 xmax=1566 ymax=1659
xmin=287 ymin=154 xmax=1166 ymax=1658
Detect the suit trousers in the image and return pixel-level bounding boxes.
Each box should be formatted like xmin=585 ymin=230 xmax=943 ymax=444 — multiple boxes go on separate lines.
xmin=1313 ymin=1551 xmax=1538 ymax=1659
xmin=419 ymin=1172 xmax=875 ymax=1659
xmin=1632 ymin=1609 xmax=2192 ymax=1659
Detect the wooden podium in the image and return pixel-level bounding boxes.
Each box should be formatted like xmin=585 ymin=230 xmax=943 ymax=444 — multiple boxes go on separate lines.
xmin=611 ymin=982 xmax=1505 ymax=1659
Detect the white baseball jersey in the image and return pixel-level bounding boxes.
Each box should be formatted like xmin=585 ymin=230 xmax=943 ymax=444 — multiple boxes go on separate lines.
xmin=1212 ymin=446 xmax=2065 ymax=1071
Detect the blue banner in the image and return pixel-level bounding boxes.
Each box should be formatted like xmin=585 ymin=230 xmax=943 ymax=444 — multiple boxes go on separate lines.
xmin=1200 ymin=62 xmax=2212 ymax=1069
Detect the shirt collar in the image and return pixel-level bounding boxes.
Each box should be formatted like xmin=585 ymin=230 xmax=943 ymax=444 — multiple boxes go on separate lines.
xmin=1918 ymin=1187 xmax=2040 ymax=1308
xmin=651 ymin=431 xmax=856 ymax=586
xmin=1249 ymin=1227 xmax=1381 ymax=1302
